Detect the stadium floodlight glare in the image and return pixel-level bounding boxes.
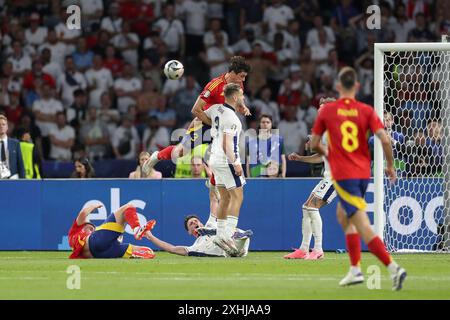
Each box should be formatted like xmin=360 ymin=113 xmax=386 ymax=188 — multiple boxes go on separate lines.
xmin=374 ymin=41 xmax=450 ymax=252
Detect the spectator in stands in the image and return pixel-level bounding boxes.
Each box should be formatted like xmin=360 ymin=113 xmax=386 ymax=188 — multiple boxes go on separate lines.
xmin=79 ymin=0 xmax=104 ymax=31
xmin=39 ymin=29 xmax=68 ymax=70
xmin=55 ymin=7 xmax=82 ymax=52
xmin=176 ymin=0 xmax=208 ymax=57
xmin=426 ymin=119 xmax=443 ymax=173
xmin=49 ymin=111 xmax=75 ymax=161
xmin=205 ymin=32 xmax=233 ymax=79
xmin=8 ymin=40 xmax=32 ymax=78
xmin=246 ymin=43 xmax=278 ymax=98
xmin=408 ymin=13 xmax=436 ymax=42
xmin=172 ymin=75 xmax=201 ymax=128
xmin=40 ymin=49 xmax=62 ymax=84
xmin=114 ymin=63 xmax=142 ymax=114
xmin=297 ymin=95 xmax=318 ymax=130
xmin=204 ymin=18 xmax=229 ymax=49
xmin=331 ymin=0 xmax=360 ymax=28
xmin=189 ymin=155 xmax=206 ymax=178
xmin=268 ymin=32 xmax=293 ymax=94
xmin=110 ymin=21 xmax=140 ymax=68
xmin=129 ymin=151 xmax=162 ymax=179
xmin=80 ymin=107 xmax=110 ymax=161
xmin=103 ymin=45 xmax=124 ymax=78
xmin=142 ymin=116 xmax=170 ymax=153
xmin=405 ymin=129 xmax=430 ymax=177
xmin=32 ymin=82 xmax=64 ymax=158
xmin=149 ymin=95 xmax=176 ymax=131
xmin=139 ymin=57 xmax=162 ymax=92
xmin=245 ymin=115 xmax=286 ymax=178
xmin=0 ymin=62 xmax=22 ymax=106
xmin=311 ymin=29 xmax=335 ymax=71
xmin=23 ymin=59 xmax=56 ymax=108
xmin=278 ymin=105 xmax=308 ymax=155
xmin=71 ymin=156 xmax=95 ymax=178
xmin=98 ymin=92 xmax=120 ymax=138
xmin=58 ymin=56 xmax=88 ymax=108
xmin=100 ymin=2 xmax=123 ymax=37
xmin=0 ymin=114 xmax=25 ymax=179
xmin=112 ymin=115 xmax=140 ymax=160
xmin=25 ymin=13 xmax=48 ymax=50
xmin=232 ymin=27 xmax=258 ymax=56
xmin=307 ymin=15 xmax=336 ymax=48
xmin=239 ymin=0 xmax=264 ymax=38
xmin=85 ymin=54 xmax=114 ymax=108
xmin=137 ymin=78 xmax=160 ymax=117
xmin=153 ymin=3 xmax=185 ymax=59
xmin=17 ymin=127 xmax=42 ymax=179
xmin=278 ymin=65 xmax=313 ymax=110
xmin=392 ymin=3 xmax=417 ymax=43
xmin=252 ymin=86 xmax=280 ymax=127
xmin=262 ymin=0 xmax=294 ymax=36
xmin=72 ymin=37 xmax=94 ymax=72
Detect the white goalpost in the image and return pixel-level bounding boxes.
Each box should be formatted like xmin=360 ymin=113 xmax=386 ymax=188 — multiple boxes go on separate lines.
xmin=374 ymin=41 xmax=450 ymax=253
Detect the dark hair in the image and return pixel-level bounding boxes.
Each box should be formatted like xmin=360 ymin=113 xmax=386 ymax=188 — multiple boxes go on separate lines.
xmin=223 ymin=83 xmax=242 ymax=99
xmin=72 ymin=157 xmax=95 ymax=178
xmin=74 ymin=89 xmax=86 ymax=97
xmin=15 ymin=127 xmax=30 ymax=140
xmin=184 ymin=215 xmax=200 ymax=231
xmin=259 ymin=114 xmax=273 ymax=122
xmin=228 ymin=56 xmax=251 ymax=74
xmin=338 ymin=67 xmax=357 ymax=90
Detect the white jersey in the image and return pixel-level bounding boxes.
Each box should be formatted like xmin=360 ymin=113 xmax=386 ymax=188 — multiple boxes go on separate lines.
xmin=204 ymin=103 xmax=242 ymax=167
xmin=185 ymin=229 xmax=250 ymax=257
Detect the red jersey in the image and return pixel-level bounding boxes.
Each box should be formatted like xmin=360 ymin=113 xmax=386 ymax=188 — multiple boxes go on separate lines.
xmin=199 ymin=74 xmax=244 ymax=110
xmin=312 ymin=98 xmax=384 ymax=181
xmin=68 ymin=220 xmax=91 ymax=259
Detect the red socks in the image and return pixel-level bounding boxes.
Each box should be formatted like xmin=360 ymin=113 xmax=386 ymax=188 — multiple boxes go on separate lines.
xmin=157 ymin=145 xmax=176 ymax=160
xmin=368 ymin=236 xmax=392 ymax=266
xmin=124 ymin=206 xmax=140 ymax=229
xmin=346 ymin=233 xmax=361 ymax=266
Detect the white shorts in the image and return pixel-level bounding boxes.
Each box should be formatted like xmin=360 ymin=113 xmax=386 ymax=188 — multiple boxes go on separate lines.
xmin=311 ymin=178 xmax=337 ymax=203
xmin=211 ymin=165 xmax=246 ymax=190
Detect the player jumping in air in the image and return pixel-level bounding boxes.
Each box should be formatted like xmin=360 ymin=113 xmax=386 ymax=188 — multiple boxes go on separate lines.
xmin=284 ymin=97 xmax=337 ymax=260
xmin=310 ymin=67 xmax=407 ymax=290
xmin=68 ymin=203 xmax=156 ymax=259
xmin=195 ymin=83 xmax=247 ymax=256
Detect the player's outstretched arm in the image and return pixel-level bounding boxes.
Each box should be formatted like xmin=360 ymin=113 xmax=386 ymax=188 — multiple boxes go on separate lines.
xmin=76 ymin=204 xmax=103 ymax=226
xmin=375 ymin=129 xmax=397 ymax=184
xmin=145 ymin=231 xmax=188 ymax=256
xmin=310 ymin=135 xmax=328 ymax=158
xmin=191 ymin=97 xmax=212 ymax=125
xmin=288 ymin=153 xmax=323 ymax=164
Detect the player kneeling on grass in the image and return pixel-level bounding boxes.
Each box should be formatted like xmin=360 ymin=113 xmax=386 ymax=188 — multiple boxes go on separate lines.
xmin=285 ymin=97 xmax=337 ymax=261
xmin=144 ymin=214 xmax=252 ymax=257
xmin=68 ymin=203 xmax=156 ymax=259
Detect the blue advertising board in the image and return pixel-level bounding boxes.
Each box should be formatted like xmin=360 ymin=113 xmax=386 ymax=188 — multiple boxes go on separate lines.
xmin=0 ymin=178 xmax=443 ymax=252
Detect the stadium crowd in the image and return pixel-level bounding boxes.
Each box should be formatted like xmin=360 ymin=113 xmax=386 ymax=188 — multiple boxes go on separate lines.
xmin=0 ymin=0 xmax=447 ymax=178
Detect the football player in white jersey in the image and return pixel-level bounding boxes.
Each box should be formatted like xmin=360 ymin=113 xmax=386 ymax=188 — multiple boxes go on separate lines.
xmin=144 ymin=214 xmax=252 ymax=257
xmin=284 ymin=97 xmax=337 ymax=260
xmin=199 ymin=83 xmax=246 ymax=256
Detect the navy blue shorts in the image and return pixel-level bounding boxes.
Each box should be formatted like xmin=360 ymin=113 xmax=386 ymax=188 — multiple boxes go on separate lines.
xmin=89 ymin=214 xmax=132 ymax=258
xmin=333 ymin=179 xmax=370 ymax=217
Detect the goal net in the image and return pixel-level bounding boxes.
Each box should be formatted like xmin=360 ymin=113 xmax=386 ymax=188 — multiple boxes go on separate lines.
xmin=374 ymin=42 xmax=450 ymax=253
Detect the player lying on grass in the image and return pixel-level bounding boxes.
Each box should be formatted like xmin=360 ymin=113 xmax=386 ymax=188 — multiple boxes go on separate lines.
xmin=68 ymin=203 xmax=156 ymax=259
xmin=310 ymin=67 xmax=407 ymax=291
xmin=144 ymin=214 xmax=252 ymax=257
xmin=284 ymin=97 xmax=337 ymax=260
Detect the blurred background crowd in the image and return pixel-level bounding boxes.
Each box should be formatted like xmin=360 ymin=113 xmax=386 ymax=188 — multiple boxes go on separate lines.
xmin=0 ymin=0 xmax=447 ymax=178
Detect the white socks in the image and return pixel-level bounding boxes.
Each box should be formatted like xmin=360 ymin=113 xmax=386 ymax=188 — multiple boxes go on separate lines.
xmin=309 ymin=208 xmax=323 ymax=251
xmin=226 ymin=216 xmax=239 ymax=238
xmin=388 ymin=261 xmax=399 ymax=275
xmin=300 ymin=206 xmax=312 ymax=251
xmin=217 ymin=219 xmax=227 ymax=238
xmin=205 ymin=213 xmax=217 ymax=228
xmin=300 ymin=206 xmax=323 ymax=252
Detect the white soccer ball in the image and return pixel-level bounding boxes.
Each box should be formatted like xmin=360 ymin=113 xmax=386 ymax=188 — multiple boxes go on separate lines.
xmin=164 ymin=60 xmax=184 ymax=80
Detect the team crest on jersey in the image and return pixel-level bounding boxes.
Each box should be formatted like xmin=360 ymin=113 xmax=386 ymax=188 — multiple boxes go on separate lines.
xmin=203 ymin=90 xmax=211 ymax=98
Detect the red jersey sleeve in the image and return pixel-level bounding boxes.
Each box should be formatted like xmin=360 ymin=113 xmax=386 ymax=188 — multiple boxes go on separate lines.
xmin=199 ymin=77 xmax=224 ymax=105
xmin=312 ymin=107 xmax=327 ymax=136
xmin=369 ymin=109 xmax=385 ymax=134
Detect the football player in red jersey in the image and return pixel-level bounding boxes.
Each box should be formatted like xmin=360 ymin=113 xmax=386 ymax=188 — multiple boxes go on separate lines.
xmin=310 ymin=67 xmax=407 ymax=291
xmin=68 ymin=203 xmax=156 ymax=259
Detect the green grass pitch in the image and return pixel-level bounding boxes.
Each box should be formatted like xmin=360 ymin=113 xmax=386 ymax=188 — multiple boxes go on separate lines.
xmin=0 ymin=251 xmax=449 ymax=300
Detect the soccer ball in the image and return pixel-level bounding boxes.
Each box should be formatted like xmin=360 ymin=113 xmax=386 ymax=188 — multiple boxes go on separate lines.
xmin=164 ymin=60 xmax=184 ymax=80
